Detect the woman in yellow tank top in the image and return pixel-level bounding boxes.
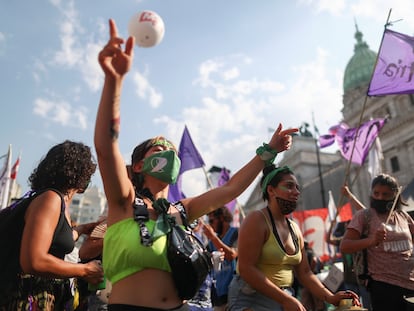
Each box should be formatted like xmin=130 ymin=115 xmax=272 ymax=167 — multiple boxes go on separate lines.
xmin=228 ymin=166 xmax=360 ymax=311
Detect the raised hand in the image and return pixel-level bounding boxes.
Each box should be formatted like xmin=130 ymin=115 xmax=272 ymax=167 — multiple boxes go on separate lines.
xmin=268 ymin=123 xmax=298 ymax=153
xmin=98 ymin=19 xmax=135 ymax=79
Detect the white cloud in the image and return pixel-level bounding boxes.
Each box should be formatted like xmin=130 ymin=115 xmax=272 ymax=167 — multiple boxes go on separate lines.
xmin=32 ymin=59 xmax=47 ymax=83
xmin=33 ymin=98 xmax=54 ymax=117
xmin=315 ymin=0 xmax=346 ymax=15
xmin=197 ymin=59 xmax=223 ymax=87
xmin=155 ymin=44 xmax=343 ymax=201
xmin=222 ymin=67 xmax=240 ymax=81
xmin=46 ymin=0 xmax=105 ymax=92
xmin=80 ymin=41 xmax=104 ymax=92
xmin=33 ymin=97 xmax=89 ymax=130
xmin=132 ymin=71 xmax=163 ymax=108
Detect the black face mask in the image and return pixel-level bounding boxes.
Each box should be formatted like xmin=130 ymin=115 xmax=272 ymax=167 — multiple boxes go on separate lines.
xmin=276 ymin=197 xmax=297 ymax=215
xmin=370 ymin=197 xmax=394 ymax=214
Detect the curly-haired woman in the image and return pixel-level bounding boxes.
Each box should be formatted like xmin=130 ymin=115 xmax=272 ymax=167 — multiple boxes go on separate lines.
xmin=0 ymin=140 xmax=103 ymax=310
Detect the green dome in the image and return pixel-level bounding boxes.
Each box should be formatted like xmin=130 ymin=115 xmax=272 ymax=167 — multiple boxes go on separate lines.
xmin=343 ymin=25 xmax=377 ymax=93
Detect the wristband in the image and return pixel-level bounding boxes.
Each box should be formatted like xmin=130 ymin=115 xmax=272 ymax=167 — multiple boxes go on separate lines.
xmin=256 ymin=143 xmax=278 ymax=166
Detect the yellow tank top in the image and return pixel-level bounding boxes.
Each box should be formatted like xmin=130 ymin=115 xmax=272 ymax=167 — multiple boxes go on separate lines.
xmin=103 ymin=218 xmax=171 ymax=285
xmin=256 ymin=210 xmax=302 ymax=288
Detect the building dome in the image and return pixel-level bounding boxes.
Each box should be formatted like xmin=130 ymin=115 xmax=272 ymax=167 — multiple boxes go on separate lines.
xmin=343 ymin=25 xmax=377 ymax=93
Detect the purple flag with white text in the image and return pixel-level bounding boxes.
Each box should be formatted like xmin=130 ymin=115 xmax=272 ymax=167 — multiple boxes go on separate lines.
xmin=335 ymin=118 xmax=386 ymax=165
xmin=368 ymin=29 xmax=414 ymax=96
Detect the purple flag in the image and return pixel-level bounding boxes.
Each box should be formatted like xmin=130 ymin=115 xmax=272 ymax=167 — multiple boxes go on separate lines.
xmin=217 ymin=167 xmax=237 ymax=212
xmin=368 ymin=29 xmax=414 ymax=96
xmin=168 ymin=176 xmax=186 ymax=203
xmin=335 ymin=118 xmax=386 ymax=165
xmin=319 ymin=134 xmax=335 ymax=148
xmin=168 ymin=126 xmax=205 ymax=202
xmin=178 ymin=126 xmax=205 ymax=174
xmin=319 ymin=124 xmax=340 ymax=148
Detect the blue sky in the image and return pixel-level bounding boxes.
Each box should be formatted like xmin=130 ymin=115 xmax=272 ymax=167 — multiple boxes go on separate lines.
xmin=1 ymin=0 xmax=414 ymax=203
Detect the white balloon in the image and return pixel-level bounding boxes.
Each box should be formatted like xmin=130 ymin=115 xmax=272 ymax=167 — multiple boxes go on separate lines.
xmin=128 ymin=11 xmax=165 ymax=48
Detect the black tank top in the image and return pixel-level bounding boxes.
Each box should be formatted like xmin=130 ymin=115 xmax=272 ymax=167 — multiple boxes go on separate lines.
xmin=48 ymin=191 xmax=74 ymax=259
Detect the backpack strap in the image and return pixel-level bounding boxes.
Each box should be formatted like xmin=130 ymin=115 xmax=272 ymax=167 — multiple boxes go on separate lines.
xmin=133 ymin=191 xmax=153 ymax=246
xmin=174 ymin=201 xmax=190 ymax=227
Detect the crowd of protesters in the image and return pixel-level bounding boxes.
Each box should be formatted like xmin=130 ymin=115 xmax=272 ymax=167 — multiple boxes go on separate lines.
xmin=1 ymin=16 xmax=414 ymax=311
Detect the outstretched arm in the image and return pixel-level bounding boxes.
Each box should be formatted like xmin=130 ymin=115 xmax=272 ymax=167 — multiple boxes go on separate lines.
xmin=182 ymin=124 xmax=298 ymax=221
xmin=94 ymin=19 xmax=135 ymax=223
xmin=342 ymin=185 xmax=366 ymax=211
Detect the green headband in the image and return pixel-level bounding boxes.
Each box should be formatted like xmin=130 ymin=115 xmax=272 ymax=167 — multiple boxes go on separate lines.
xmin=151 ymin=139 xmax=174 ymax=150
xmin=261 ymin=166 xmax=291 ymax=195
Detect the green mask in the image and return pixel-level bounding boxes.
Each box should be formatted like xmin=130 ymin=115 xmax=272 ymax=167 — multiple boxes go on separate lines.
xmin=141 ymin=150 xmax=181 ymax=184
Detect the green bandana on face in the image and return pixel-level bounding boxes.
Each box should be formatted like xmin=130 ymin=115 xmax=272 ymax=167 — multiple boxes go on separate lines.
xmin=141 ymin=150 xmax=181 ymax=184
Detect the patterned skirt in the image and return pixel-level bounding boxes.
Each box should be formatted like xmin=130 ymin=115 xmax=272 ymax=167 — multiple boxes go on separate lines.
xmin=0 ymin=274 xmax=73 ymax=311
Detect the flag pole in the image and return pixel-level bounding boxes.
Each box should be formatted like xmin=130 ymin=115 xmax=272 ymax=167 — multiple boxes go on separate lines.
xmin=334 ymin=10 xmax=393 ymax=220
xmin=312 ymin=112 xmax=327 ymax=209
xmin=0 ymin=145 xmax=12 ymax=209
xmin=202 ymin=166 xmax=215 ymax=190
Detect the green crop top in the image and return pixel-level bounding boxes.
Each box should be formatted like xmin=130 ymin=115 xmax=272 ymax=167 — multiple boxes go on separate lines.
xmin=103 ymin=218 xmax=171 ymax=285
xmin=255 ymin=210 xmax=302 ymax=288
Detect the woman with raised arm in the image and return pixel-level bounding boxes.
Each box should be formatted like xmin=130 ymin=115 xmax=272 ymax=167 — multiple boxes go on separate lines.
xmin=227 ymin=166 xmax=360 ymax=311
xmin=94 ymin=19 xmax=298 ymax=310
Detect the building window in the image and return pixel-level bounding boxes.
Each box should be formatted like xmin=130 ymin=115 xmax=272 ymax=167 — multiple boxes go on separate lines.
xmin=390 ymin=156 xmax=400 ymax=172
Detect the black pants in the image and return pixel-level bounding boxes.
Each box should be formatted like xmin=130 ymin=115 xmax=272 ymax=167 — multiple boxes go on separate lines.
xmin=369 ymin=280 xmax=414 ymax=311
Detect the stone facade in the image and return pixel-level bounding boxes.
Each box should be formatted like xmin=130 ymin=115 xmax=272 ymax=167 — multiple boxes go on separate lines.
xmin=244 ymin=25 xmax=414 ymax=214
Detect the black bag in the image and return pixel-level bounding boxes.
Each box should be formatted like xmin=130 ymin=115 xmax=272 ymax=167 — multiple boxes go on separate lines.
xmin=0 ymin=191 xmax=37 ymax=296
xmin=167 ymin=216 xmax=213 ymax=300
xmin=133 ymin=195 xmax=212 ymax=300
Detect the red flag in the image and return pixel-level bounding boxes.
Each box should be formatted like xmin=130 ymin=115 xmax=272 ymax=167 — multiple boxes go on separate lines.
xmin=10 ymin=156 xmax=20 ymax=180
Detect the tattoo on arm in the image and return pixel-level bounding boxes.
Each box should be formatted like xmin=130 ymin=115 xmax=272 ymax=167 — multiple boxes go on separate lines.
xmin=110 ymin=118 xmax=120 ymax=141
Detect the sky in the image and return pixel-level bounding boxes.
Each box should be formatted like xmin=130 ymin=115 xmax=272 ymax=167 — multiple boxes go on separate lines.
xmin=1 ymin=0 xmax=414 ymax=205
